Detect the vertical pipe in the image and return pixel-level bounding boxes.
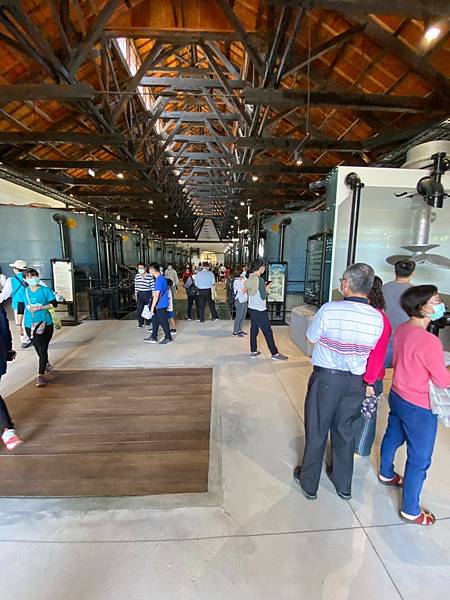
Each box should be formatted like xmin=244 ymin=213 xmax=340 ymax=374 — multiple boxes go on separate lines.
xmin=345 ymin=172 xmax=364 ymax=266
xmin=94 ymin=214 xmax=103 ymax=285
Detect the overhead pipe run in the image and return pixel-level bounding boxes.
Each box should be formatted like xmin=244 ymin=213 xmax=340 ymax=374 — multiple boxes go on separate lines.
xmin=345 ymin=172 xmax=365 ymax=266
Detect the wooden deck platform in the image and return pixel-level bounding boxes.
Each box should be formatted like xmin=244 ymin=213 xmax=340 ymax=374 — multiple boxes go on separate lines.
xmin=0 ymin=368 xmax=212 ymax=497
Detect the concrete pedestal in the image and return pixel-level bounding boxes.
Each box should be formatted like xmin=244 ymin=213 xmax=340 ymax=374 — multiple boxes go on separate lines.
xmin=290 ymin=305 xmax=318 ymax=356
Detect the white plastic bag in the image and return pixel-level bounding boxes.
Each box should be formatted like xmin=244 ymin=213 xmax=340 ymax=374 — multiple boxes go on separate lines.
xmin=141 ymin=305 xmax=152 ymax=320
xmin=429 ymin=351 xmax=450 ymax=427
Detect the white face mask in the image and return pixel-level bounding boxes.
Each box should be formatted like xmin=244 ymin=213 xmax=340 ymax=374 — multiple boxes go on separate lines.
xmin=138 ymin=268 xmax=145 ymax=275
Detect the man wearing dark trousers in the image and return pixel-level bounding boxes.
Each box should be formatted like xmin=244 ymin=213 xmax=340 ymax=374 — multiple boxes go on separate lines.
xmin=194 ymin=263 xmax=219 ymax=323
xmin=144 ymin=263 xmax=172 ymax=345
xmin=134 ymin=262 xmax=154 ymax=328
xmin=245 ymin=259 xmax=287 ymax=361
xmin=293 ymin=263 xmax=383 ymax=500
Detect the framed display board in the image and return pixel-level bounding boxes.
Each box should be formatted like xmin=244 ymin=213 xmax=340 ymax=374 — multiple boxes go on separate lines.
xmin=51 ymin=258 xmax=74 ymax=302
xmin=267 ymin=262 xmax=287 ymax=304
xmin=266 ymin=261 xmax=288 ymax=325
xmin=51 ymin=258 xmax=78 ymax=325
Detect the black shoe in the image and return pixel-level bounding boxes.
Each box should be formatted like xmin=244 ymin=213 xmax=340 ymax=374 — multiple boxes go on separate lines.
xmin=159 ymin=338 xmax=173 ymax=345
xmin=293 ymin=466 xmax=317 ymax=500
xmin=326 ymin=467 xmax=351 ymax=500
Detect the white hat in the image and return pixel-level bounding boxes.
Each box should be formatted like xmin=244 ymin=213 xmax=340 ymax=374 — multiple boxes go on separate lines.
xmin=9 ymin=259 xmax=27 ymax=270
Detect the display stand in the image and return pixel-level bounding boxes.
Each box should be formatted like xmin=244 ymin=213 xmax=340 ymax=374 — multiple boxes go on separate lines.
xmin=50 ymin=258 xmax=78 ymax=325
xmin=266 ymin=261 xmax=288 ymax=325
xmin=304 ymin=232 xmax=333 ymax=307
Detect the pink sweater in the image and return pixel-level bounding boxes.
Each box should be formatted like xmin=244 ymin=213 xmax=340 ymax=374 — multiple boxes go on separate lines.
xmin=364 ymin=309 xmax=392 ymax=385
xmin=392 ymin=322 xmax=450 ymax=409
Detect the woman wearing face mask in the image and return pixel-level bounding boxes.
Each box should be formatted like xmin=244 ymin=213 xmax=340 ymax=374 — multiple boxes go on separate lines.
xmin=379 ymin=285 xmax=450 ymax=526
xmin=16 ymin=269 xmax=58 ymax=387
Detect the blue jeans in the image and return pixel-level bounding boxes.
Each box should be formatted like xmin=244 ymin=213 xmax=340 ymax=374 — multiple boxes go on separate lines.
xmin=355 ymin=379 xmax=383 ymax=457
xmin=380 ymin=390 xmax=438 ymax=516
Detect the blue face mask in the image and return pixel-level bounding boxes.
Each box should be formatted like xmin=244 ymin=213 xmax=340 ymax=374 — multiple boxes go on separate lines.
xmin=27 ymin=277 xmax=40 ymax=286
xmin=429 ymin=302 xmax=446 ymax=321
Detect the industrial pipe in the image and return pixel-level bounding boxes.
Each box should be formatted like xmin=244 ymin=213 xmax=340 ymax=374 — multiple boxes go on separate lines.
xmin=94 ymin=214 xmax=104 ymax=285
xmin=345 ymin=172 xmax=365 ymax=266
xmin=278 ymin=217 xmax=292 ymax=262
xmin=52 ymin=213 xmax=70 ymax=259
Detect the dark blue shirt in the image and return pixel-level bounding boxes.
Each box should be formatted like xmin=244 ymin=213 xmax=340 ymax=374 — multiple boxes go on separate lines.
xmin=154 ymin=275 xmax=169 ymax=309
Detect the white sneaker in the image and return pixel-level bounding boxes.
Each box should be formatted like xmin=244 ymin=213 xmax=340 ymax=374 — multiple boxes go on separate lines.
xmin=2 ymin=429 xmax=23 ymax=450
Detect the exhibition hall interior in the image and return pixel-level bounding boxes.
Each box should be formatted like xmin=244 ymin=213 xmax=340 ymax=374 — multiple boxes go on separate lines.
xmin=0 ymin=1 xmax=449 ymax=599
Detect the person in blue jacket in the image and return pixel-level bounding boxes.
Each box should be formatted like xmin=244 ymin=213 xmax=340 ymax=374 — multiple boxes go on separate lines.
xmin=16 ymin=269 xmax=58 ymax=388
xmin=0 ymin=303 xmax=22 ymax=450
xmin=0 ymin=259 xmax=31 ymax=348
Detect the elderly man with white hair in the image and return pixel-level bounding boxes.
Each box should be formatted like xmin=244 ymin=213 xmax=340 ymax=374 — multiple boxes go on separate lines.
xmin=293 ymin=263 xmax=384 ymax=501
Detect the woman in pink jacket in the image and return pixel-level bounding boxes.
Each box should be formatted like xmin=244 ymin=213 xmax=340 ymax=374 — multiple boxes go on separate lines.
xmin=356 ymin=276 xmax=392 ymax=457
xmin=379 ymin=285 xmax=450 ymax=526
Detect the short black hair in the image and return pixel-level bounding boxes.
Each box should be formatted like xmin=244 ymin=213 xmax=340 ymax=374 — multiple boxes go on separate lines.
xmin=24 ymin=268 xmax=39 ymax=278
xmin=166 ymin=278 xmax=173 ymax=287
xmin=250 ymin=259 xmax=265 ymax=273
xmin=137 ymin=262 xmax=145 ymax=268
xmin=395 ymin=260 xmax=415 ymax=278
xmin=149 ymin=262 xmax=160 ymax=272
xmin=400 ymin=284 xmax=438 ymax=318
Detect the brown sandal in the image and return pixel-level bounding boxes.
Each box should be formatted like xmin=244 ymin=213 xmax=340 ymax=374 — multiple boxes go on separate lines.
xmin=378 ymin=473 xmax=403 ymax=487
xmin=400 ymin=509 xmax=436 ymax=526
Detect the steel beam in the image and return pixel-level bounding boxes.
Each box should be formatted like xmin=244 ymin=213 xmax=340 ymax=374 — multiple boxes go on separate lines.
xmin=243 ymin=89 xmax=447 ymax=112
xmin=103 ymin=28 xmax=262 ymax=42
xmin=264 ymin=0 xmax=450 ymax=18
xmin=140 ymin=77 xmax=246 ymax=89
xmin=0 ymin=84 xmax=95 ymax=103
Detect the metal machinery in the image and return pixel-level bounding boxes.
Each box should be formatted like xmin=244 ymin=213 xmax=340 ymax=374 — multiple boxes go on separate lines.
xmin=304 ymin=232 xmax=333 ymax=307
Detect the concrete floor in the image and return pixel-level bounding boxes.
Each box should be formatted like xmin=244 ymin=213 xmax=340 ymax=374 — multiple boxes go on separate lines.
xmin=1 ymin=312 xmax=450 ymax=600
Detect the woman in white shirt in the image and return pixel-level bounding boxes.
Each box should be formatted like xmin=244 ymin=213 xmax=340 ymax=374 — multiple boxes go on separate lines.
xmin=232 ymin=267 xmax=248 ymax=337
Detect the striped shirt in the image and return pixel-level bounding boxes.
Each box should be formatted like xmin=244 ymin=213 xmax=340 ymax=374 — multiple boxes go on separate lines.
xmin=134 ymin=273 xmax=155 ymax=293
xmin=307 ymin=298 xmax=383 ymax=375
xmin=233 ymin=276 xmax=248 ymax=304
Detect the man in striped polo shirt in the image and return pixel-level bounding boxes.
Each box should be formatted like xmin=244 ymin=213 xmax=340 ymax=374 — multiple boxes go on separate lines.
xmin=294 ymin=263 xmax=383 ymax=501
xmin=134 ymin=263 xmax=155 ymax=328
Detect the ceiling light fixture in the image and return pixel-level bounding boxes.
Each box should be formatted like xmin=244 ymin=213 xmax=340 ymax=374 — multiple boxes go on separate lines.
xmin=295 ymin=151 xmax=303 ymax=166
xmin=424 ymin=25 xmax=441 ymax=42
xmin=240 ymin=201 xmax=245 ymax=206
xmin=251 ymin=175 xmax=258 ymax=182
xmin=88 ymin=168 xmax=95 ymax=177
xmin=148 ymin=200 xmax=153 ymax=204
xmin=164 ymin=214 xmax=168 ymax=219
xmin=36 ymin=177 xmax=41 ymax=182
xmin=117 ymin=172 xmax=124 ymax=179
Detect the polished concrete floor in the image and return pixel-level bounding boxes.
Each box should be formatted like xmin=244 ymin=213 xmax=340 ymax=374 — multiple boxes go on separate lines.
xmin=1 ymin=311 xmax=450 ymax=599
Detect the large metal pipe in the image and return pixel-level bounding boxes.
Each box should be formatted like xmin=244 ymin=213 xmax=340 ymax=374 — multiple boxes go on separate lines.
xmin=52 ymin=213 xmax=69 ymax=259
xmin=345 ymin=172 xmax=365 ymax=266
xmin=94 ymin=214 xmax=103 ymax=284
xmin=278 ymin=217 xmax=292 ymax=262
